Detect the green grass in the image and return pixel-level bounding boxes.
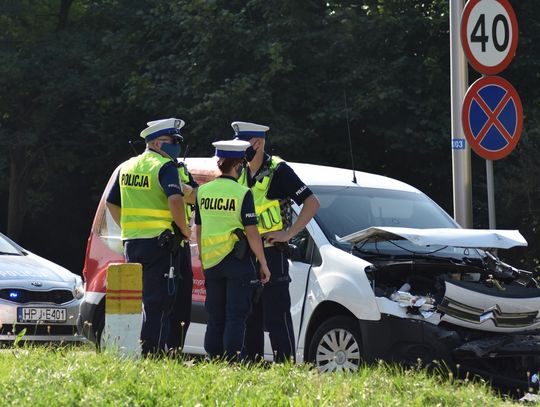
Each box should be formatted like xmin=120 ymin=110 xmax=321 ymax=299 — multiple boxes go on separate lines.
xmin=0 ymin=346 xmax=521 ymax=406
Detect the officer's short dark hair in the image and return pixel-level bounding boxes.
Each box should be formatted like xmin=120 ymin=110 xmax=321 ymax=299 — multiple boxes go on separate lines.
xmin=217 ymin=157 xmax=243 ymax=174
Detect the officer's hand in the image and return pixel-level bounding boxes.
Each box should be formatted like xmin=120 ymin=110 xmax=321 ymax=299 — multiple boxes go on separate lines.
xmin=265 ymin=230 xmax=290 ymax=244
xmin=252 ymin=138 xmax=264 ymax=152
xmin=259 ymin=263 xmax=271 ymax=284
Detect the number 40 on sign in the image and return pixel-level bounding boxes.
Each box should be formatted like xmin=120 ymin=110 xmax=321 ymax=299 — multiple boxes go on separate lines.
xmin=461 ymin=0 xmax=518 ymax=75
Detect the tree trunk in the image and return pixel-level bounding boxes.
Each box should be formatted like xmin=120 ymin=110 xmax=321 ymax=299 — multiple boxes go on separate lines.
xmin=7 ymin=147 xmax=29 ymax=241
xmin=56 ymin=0 xmax=74 ymax=32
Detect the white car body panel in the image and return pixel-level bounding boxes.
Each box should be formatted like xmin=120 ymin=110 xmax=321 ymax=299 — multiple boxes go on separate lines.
xmin=289 ymin=163 xmax=420 ymax=193
xmin=308 ymin=245 xmax=379 ymax=321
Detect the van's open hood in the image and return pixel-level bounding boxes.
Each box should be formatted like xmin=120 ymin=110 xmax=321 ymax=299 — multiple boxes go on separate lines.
xmin=338 ymin=227 xmax=527 ymax=250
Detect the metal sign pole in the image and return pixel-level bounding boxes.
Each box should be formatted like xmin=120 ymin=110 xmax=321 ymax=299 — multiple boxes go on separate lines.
xmin=486 ymin=160 xmax=496 ymax=228
xmin=450 ymin=0 xmax=473 ymax=228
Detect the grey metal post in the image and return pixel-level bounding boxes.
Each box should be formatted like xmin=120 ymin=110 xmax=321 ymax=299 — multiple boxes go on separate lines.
xmin=486 ymin=160 xmax=496 ymax=228
xmin=450 ymin=0 xmax=473 ymax=228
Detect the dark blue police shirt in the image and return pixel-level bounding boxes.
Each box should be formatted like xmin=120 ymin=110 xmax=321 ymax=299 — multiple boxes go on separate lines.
xmin=194 ymin=176 xmax=257 ymax=227
xmin=106 ymin=150 xmax=183 ymax=206
xmin=245 ymin=154 xmax=313 ymax=205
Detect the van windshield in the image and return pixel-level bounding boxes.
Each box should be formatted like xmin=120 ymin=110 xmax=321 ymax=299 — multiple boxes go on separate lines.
xmin=310 ymin=186 xmax=476 ymax=258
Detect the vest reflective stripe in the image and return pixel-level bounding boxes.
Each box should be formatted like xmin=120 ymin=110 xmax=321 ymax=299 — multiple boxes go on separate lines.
xmin=119 ymin=151 xmax=173 ymax=239
xmin=121 ymin=208 xmax=171 ymax=218
xmin=122 ymin=220 xmax=172 ymax=230
xmin=202 ymin=233 xmax=233 ymax=246
xmin=239 ymin=157 xmax=284 ymax=234
xmin=200 ymin=236 xmax=237 ymax=266
xmin=178 ymin=165 xmax=193 ymax=223
xmin=197 ymin=178 xmax=248 ymax=269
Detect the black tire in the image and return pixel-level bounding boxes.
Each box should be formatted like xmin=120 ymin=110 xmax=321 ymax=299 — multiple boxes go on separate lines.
xmin=93 ymin=299 xmax=105 ymax=350
xmin=308 ymin=316 xmax=363 ymax=372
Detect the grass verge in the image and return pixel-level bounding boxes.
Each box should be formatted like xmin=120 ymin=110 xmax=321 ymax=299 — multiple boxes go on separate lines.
xmin=0 ymin=346 xmax=520 ymax=406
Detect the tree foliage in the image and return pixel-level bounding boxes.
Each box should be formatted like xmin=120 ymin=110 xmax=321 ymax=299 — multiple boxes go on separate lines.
xmin=0 ymin=0 xmax=539 ymax=273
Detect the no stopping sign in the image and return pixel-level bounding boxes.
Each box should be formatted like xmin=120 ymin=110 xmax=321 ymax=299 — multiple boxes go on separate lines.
xmin=462 ymin=76 xmax=523 ymax=160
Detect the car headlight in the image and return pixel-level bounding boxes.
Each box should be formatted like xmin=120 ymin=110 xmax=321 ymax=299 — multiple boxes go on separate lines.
xmin=74 ymin=276 xmax=85 ymax=300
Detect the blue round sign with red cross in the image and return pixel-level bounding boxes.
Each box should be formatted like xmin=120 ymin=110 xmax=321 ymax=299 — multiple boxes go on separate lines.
xmin=461 ymin=75 xmax=523 ymax=160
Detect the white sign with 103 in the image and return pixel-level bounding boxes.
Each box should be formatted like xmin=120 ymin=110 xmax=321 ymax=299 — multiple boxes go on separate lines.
xmin=452 ymin=138 xmax=466 ymax=150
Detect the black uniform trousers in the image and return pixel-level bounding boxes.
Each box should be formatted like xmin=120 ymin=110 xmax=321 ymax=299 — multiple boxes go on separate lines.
xmin=124 ymin=237 xmax=181 ymax=356
xmin=245 ymin=246 xmax=295 ymax=363
xmin=203 ymin=251 xmax=257 ymax=360
xmin=166 ymin=242 xmax=193 ymax=351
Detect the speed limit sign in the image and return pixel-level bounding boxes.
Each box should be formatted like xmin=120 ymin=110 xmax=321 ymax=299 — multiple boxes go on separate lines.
xmin=461 ymin=0 xmax=518 ymax=75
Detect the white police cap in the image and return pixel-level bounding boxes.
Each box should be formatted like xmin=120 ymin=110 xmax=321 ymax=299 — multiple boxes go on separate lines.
xmin=231 ymin=121 xmax=269 ymax=140
xmin=140 ymin=118 xmax=185 ymax=142
xmin=212 ymin=139 xmax=251 ymax=158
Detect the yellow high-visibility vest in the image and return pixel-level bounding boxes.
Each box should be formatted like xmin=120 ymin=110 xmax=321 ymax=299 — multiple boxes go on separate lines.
xmin=119 ymin=151 xmax=173 ymax=239
xmin=197 ymin=177 xmax=249 ymax=269
xmin=238 ymin=156 xmax=284 ymax=234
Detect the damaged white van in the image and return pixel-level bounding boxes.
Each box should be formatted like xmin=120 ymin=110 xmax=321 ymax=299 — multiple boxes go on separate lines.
xmin=79 ymin=159 xmax=540 ymax=391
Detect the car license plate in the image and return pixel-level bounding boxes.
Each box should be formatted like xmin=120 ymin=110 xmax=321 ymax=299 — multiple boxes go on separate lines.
xmin=17 ymin=307 xmax=67 ymax=323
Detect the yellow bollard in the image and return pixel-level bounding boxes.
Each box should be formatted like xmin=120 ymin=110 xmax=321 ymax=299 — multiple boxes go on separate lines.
xmin=101 ymin=263 xmax=143 ymax=356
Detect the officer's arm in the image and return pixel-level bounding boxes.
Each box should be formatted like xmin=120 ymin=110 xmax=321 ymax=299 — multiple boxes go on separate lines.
xmin=168 ymin=195 xmax=191 ymax=239
xmin=183 ymin=186 xmax=197 ymax=205
xmin=106 ymin=202 xmax=121 ymax=227
xmin=288 ymin=194 xmax=320 ymax=239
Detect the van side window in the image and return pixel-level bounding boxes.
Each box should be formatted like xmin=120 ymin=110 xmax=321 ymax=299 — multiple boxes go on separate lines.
xmin=96 ymin=172 xmax=123 ymax=254
xmin=97 ymin=204 xmax=123 ymax=254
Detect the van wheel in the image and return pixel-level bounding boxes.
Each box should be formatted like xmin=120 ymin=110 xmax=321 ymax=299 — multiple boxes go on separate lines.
xmin=308 ymin=316 xmax=362 ymax=372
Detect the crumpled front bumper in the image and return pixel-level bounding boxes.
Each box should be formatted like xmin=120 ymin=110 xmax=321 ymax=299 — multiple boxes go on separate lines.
xmin=454 ymin=334 xmax=540 ymax=392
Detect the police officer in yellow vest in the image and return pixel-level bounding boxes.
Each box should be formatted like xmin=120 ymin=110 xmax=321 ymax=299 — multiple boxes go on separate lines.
xmin=233 ymin=121 xmax=320 ymax=363
xmin=106 ymin=118 xmax=192 ymax=356
xmin=145 ymin=119 xmax=198 ymax=353
xmin=195 ymin=140 xmax=270 ymax=360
